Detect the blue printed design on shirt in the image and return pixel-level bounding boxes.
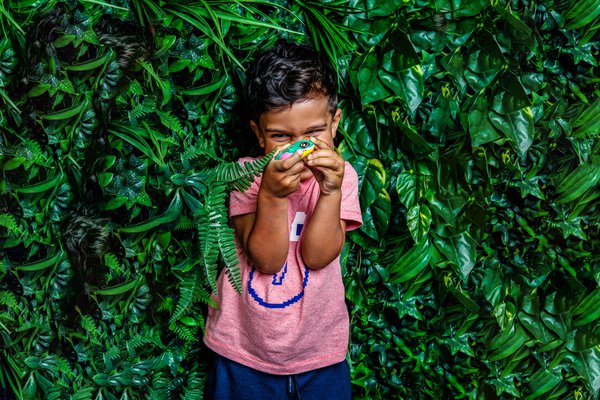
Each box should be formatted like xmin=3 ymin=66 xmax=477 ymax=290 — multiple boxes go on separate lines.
xmin=271 ymin=262 xmax=288 ymax=285
xmin=248 ymin=210 xmax=309 ymax=308
xmin=248 ymin=265 xmax=309 ymax=309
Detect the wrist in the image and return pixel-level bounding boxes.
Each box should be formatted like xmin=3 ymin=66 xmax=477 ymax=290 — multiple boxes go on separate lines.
xmin=258 ymin=187 xmax=289 ymax=204
xmin=319 ymin=188 xmax=342 ymax=197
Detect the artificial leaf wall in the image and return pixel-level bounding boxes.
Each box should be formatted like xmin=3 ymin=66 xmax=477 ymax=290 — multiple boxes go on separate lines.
xmin=0 ymin=0 xmax=598 ymax=399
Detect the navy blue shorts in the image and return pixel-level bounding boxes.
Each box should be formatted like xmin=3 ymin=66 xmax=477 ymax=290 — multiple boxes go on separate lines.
xmin=205 ymin=353 xmax=351 ymax=400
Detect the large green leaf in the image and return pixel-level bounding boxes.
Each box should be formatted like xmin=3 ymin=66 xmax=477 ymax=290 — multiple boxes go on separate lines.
xmin=406 ymin=204 xmax=431 ymax=243
xmin=555 ymin=161 xmax=600 ymax=204
xmin=379 ymin=65 xmax=424 ymax=114
xmin=388 ymin=237 xmax=431 ymax=283
xmin=466 ymin=92 xmax=502 ymax=147
xmin=357 ymin=51 xmax=391 ymax=104
xmin=489 ymin=107 xmax=535 ymax=156
xmin=382 ymin=31 xmax=419 ymax=72
xmin=395 ymin=171 xmax=417 ymax=209
xmin=564 ymin=0 xmax=600 ymax=29
xmin=359 ymin=158 xmax=386 ymax=209
xmin=433 ymin=231 xmax=477 ymax=280
xmin=2 ymin=1 xmax=599 ymax=398
xmin=434 ymin=0 xmax=488 ymax=18
xmin=464 ymin=30 xmax=505 ymax=91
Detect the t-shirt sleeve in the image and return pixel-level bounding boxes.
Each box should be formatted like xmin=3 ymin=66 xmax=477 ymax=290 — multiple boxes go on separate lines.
xmin=229 ymin=158 xmax=262 ymax=218
xmin=341 ymin=162 xmax=363 ymax=231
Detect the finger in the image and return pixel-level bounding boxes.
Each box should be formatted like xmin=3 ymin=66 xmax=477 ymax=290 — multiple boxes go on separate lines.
xmin=306 ymin=148 xmax=341 ymax=160
xmin=272 ymin=148 xmax=301 ymax=170
xmin=309 ymin=136 xmax=334 ymax=150
xmin=305 ymin=150 xmax=344 ymax=170
xmin=305 ymin=155 xmax=344 ymax=172
xmin=272 ymin=156 xmax=305 ymax=175
xmin=279 ymin=149 xmax=306 ymax=169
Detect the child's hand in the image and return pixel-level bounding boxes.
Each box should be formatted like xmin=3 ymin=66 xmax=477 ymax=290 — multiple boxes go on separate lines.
xmin=262 ymin=148 xmax=306 ymax=198
xmin=304 ymin=137 xmax=344 ymax=195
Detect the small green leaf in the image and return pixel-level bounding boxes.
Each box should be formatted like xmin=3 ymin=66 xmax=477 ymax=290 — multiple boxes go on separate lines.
xmin=41 ymin=99 xmax=89 ymax=121
xmin=105 ymin=196 xmax=128 ymax=210
xmin=65 ymin=49 xmax=114 ymax=71
xmin=95 ymin=277 xmax=141 ymax=296
xmin=120 ymin=192 xmax=182 ymax=233
xmin=16 ymin=252 xmax=63 ymax=272
xmin=28 ymin=83 xmax=51 ymax=97
xmin=16 ymin=173 xmax=63 ymax=194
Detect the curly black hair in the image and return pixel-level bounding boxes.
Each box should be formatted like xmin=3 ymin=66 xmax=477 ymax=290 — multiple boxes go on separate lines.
xmin=246 ymin=42 xmax=338 ymax=122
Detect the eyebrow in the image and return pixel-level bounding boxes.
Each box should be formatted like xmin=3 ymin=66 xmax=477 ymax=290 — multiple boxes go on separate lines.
xmin=265 ymin=123 xmax=327 ymax=134
xmin=305 ymin=123 xmax=327 ymax=131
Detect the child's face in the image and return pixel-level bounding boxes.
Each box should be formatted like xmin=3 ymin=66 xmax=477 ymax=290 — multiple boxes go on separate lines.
xmin=250 ymin=96 xmax=341 ymax=181
xmin=250 ymin=95 xmax=341 ymax=155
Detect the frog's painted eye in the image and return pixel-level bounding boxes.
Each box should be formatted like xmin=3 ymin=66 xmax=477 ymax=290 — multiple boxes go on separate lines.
xmin=300 ymin=141 xmax=309 ymax=148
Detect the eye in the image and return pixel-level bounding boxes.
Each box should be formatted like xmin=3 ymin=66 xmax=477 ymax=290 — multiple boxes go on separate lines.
xmin=306 ymin=130 xmax=323 ymax=136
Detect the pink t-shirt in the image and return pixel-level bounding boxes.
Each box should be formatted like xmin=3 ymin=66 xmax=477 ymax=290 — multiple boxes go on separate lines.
xmin=204 ymin=159 xmax=362 ymax=375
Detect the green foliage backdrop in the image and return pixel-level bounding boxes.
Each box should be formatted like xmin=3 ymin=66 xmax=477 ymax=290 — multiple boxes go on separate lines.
xmin=1 ymin=0 xmax=599 ymax=399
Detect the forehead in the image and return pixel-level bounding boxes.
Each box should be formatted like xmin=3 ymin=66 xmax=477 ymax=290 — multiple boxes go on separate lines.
xmin=258 ymin=96 xmax=331 ymax=131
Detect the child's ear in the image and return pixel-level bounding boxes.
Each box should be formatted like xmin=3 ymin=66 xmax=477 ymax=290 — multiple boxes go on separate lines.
xmin=331 ymin=108 xmax=342 ymax=139
xmin=250 ymin=120 xmax=265 ymax=148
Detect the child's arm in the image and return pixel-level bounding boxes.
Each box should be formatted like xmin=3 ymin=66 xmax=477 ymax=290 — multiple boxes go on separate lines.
xmin=233 ymin=150 xmax=306 ymax=275
xmin=301 ymin=137 xmax=347 ymax=269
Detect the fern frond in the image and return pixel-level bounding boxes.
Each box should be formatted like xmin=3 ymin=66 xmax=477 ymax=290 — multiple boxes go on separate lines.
xmin=0 ymin=290 xmax=18 ymax=311
xmin=128 ymin=97 xmax=157 ymax=125
xmin=182 ymin=371 xmax=206 ymax=400
xmin=170 ymin=269 xmax=199 ymax=324
xmin=54 ymin=355 xmax=74 ymax=376
xmin=197 ymin=210 xmax=219 ymax=294
xmin=147 ymin=372 xmax=170 ymax=400
xmin=174 ymin=214 xmax=195 ymax=231
xmin=71 ymin=386 xmax=93 ymax=400
xmin=0 ymin=214 xmax=19 ymax=235
xmin=103 ymin=345 xmax=120 ymax=371
xmin=103 ymin=253 xmax=120 ymax=272
xmin=209 ymin=150 xmax=275 ymax=192
xmin=126 ymin=330 xmax=161 ymax=357
xmin=80 ymin=315 xmax=101 ymax=339
xmin=156 ymin=110 xmax=185 ymax=136
xmin=18 ymin=139 xmax=46 ymax=165
xmin=181 ymin=146 xmax=215 ymax=169
xmin=217 ymin=222 xmax=242 ymax=295
xmin=197 ymin=311 xmax=206 ymax=334
xmin=205 ymin=183 xmax=243 ymax=294
xmin=193 ymin=283 xmax=213 ymax=307
xmin=171 ymin=324 xmax=198 ymax=346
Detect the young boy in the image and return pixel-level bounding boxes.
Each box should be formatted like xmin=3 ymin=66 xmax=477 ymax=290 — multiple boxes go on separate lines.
xmin=203 ymin=42 xmax=363 ymax=399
